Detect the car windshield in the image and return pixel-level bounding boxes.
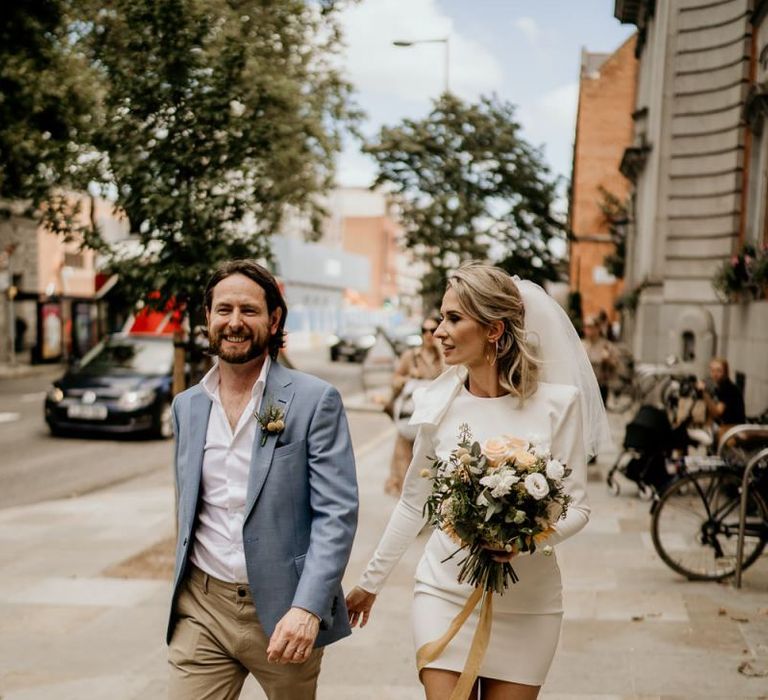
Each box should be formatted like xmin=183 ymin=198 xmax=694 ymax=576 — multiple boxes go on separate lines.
xmin=78 ymin=336 xmax=173 ymax=375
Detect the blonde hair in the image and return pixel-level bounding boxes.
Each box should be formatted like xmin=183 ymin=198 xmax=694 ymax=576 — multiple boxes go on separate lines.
xmin=447 ymin=262 xmax=540 ymax=400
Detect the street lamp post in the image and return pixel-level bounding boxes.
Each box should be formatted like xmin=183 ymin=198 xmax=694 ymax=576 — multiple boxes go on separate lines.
xmin=392 ymin=37 xmax=450 ymax=94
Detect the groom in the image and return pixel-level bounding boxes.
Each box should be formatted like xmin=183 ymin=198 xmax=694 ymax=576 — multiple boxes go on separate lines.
xmin=167 ymin=259 xmax=358 ymax=699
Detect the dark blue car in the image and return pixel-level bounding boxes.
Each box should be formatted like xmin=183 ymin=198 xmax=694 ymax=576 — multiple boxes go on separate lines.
xmin=44 ymin=334 xmax=175 ymax=438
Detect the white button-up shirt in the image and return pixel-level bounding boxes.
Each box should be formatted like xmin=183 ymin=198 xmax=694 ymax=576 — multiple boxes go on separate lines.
xmin=189 ymin=356 xmax=271 ymax=583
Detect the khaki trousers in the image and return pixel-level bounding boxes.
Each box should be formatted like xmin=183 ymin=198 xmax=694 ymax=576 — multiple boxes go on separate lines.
xmin=168 ymin=565 xmax=323 ymax=700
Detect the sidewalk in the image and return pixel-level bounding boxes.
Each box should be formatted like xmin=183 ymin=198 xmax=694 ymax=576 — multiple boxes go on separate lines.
xmin=1 ymin=418 xmax=767 ymax=699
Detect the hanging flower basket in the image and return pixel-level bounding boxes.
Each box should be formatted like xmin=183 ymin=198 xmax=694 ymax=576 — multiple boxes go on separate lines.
xmin=712 ymin=244 xmax=768 ymax=303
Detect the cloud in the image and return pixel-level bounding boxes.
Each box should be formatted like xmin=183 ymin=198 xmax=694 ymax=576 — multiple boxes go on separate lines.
xmin=513 ymin=17 xmax=541 ymax=46
xmin=517 ymin=82 xmax=579 ymax=179
xmin=339 ymin=0 xmax=503 ymax=102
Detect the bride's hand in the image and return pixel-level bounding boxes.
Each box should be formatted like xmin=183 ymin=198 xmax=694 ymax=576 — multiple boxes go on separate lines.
xmin=482 ymin=545 xmax=519 ymax=563
xmin=345 ymin=586 xmax=377 ymax=628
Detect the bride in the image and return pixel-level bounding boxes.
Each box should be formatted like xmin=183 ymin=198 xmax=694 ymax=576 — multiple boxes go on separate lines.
xmin=346 ymin=262 xmax=610 ymax=700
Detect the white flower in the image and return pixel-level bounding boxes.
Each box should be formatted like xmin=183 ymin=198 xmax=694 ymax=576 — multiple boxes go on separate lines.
xmin=545 ymin=459 xmax=565 ymax=481
xmin=477 ymin=493 xmax=490 ymax=507
xmin=532 ymin=444 xmax=550 ymax=458
xmin=528 ymin=432 xmax=549 ymax=450
xmin=524 ymin=472 xmax=550 ymax=500
xmin=541 ymin=545 xmax=554 ymax=556
xmin=480 ymin=470 xmax=521 ymax=498
xmin=229 ymin=99 xmax=247 ymax=117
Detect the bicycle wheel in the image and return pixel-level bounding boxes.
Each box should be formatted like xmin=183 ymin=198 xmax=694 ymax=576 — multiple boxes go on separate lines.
xmin=651 ymin=469 xmax=768 ymax=581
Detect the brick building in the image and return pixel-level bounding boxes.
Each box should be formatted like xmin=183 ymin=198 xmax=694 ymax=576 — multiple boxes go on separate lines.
xmin=569 ymin=35 xmax=638 ymax=325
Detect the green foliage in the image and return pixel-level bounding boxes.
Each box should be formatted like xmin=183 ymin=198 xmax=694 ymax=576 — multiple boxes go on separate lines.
xmin=79 ymin=0 xmax=360 ymax=321
xmin=0 ymin=0 xmax=98 ymax=214
xmin=364 ymin=94 xmax=566 ymax=301
xmin=711 ymin=243 xmax=768 ymax=303
xmin=567 ymin=290 xmax=583 ymax=335
xmin=2 ymin=0 xmax=359 ymax=325
xmin=598 ymin=186 xmax=628 ymax=280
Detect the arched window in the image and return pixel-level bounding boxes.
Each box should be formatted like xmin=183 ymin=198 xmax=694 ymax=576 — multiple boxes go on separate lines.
xmin=681 ymin=330 xmax=695 ymax=362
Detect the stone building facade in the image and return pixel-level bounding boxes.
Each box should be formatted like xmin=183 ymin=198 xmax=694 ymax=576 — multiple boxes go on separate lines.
xmin=616 ymin=0 xmax=768 ymax=413
xmin=569 ymin=36 xmax=638 ymax=324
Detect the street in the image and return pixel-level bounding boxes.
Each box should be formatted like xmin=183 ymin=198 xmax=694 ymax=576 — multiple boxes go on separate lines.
xmin=1 ymin=355 xmax=767 ymax=699
xmin=0 ymin=350 xmax=371 ymax=509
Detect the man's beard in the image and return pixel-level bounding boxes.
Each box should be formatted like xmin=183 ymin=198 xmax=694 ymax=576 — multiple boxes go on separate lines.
xmin=209 ymin=329 xmax=269 ymax=364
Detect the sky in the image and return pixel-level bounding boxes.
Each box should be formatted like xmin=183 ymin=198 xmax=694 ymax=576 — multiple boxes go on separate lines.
xmin=335 ymin=0 xmax=635 ymax=188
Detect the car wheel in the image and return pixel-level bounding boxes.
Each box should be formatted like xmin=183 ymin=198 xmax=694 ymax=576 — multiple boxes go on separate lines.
xmin=154 ymin=401 xmax=173 ymax=439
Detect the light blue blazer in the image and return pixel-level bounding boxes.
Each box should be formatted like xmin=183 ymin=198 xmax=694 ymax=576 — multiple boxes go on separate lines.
xmin=167 ymin=361 xmax=359 ymax=647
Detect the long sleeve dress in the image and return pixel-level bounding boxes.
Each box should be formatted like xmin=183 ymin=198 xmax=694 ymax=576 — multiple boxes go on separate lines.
xmin=358 ymin=368 xmax=589 ymax=685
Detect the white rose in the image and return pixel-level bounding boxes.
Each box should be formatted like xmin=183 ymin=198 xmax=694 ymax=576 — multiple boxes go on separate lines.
xmin=524 ymin=472 xmax=550 ymax=500
xmin=545 ymin=459 xmax=565 ymax=481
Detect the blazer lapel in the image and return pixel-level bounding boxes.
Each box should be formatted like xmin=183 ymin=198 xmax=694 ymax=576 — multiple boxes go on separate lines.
xmin=184 ymin=391 xmax=212 ymax=519
xmin=244 ymin=362 xmax=295 ymax=521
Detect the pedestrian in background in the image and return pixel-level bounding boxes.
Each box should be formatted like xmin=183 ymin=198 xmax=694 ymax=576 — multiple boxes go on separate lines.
xmin=167 ymin=259 xmax=358 ymax=699
xmin=384 ymin=315 xmax=444 ymax=496
xmin=582 ymin=314 xmax=618 ymax=405
xmin=696 ymin=357 xmax=746 ymax=445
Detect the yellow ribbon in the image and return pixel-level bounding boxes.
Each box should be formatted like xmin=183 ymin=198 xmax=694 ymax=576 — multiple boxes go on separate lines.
xmin=416 ymin=586 xmax=494 ymax=700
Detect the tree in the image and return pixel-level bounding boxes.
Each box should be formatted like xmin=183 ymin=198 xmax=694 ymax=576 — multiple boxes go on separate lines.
xmin=0 ymin=0 xmax=97 ymax=218
xmin=76 ymin=0 xmax=359 ymax=323
xmin=364 ymin=94 xmax=566 ymax=302
xmin=598 ymin=186 xmax=628 ymax=280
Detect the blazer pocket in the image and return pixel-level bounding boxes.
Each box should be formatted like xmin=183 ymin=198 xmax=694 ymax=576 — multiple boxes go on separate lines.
xmin=274 ymin=439 xmax=306 ymax=460
xmin=294 ymin=553 xmax=306 ymax=576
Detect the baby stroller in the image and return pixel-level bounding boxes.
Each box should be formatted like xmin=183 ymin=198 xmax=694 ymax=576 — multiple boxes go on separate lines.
xmin=606 ymin=405 xmax=688 ymax=500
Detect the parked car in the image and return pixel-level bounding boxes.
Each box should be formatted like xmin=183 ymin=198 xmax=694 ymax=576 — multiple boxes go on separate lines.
xmin=44 ymin=333 xmax=175 ymax=438
xmin=327 ymin=326 xmax=378 ymax=362
xmin=385 ymin=325 xmax=423 ymax=356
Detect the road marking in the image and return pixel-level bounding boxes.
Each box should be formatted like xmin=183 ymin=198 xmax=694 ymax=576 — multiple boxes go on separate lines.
xmin=21 ymin=392 xmax=46 ymax=403
xmin=0 ymin=412 xmax=20 ymax=424
xmin=355 ymin=425 xmax=396 ymax=461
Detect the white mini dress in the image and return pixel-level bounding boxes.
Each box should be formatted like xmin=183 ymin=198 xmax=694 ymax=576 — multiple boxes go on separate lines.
xmin=359 ymin=370 xmax=590 ymax=686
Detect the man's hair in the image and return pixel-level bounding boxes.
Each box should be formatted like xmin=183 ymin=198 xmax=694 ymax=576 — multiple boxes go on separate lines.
xmin=204 ymin=259 xmax=287 ymax=360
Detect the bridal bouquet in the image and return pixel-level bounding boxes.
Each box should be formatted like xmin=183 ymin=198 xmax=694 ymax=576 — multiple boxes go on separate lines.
xmin=422 ymin=424 xmax=571 ymax=595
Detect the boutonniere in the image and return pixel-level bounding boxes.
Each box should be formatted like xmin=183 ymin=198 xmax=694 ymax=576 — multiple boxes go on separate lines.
xmin=255 ymin=401 xmax=285 ymax=446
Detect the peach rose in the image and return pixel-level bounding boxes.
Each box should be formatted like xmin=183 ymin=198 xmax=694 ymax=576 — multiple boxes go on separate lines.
xmin=502 ymin=435 xmax=529 ymax=451
xmin=511 ymin=449 xmax=537 ymax=469
xmin=481 ymin=437 xmax=515 ymax=467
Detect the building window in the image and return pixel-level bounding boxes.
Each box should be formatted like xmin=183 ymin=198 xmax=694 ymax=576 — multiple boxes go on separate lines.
xmin=681 ymin=330 xmax=695 ymax=362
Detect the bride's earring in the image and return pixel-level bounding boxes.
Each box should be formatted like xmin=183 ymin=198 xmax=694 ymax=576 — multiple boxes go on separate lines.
xmin=485 ymin=338 xmax=498 ymax=366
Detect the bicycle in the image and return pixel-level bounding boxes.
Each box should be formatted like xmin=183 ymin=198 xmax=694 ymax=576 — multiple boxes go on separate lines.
xmin=650 ymin=428 xmax=768 ymax=581
xmin=605 ymin=356 xmax=682 ymax=414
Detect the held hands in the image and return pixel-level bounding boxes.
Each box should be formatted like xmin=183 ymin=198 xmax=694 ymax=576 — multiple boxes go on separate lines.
xmin=482 ymin=544 xmax=519 ymax=563
xmin=345 ymin=586 xmax=377 ymax=628
xmin=266 ymin=607 xmax=320 ymax=664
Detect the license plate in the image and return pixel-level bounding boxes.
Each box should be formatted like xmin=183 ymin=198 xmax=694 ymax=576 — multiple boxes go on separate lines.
xmin=67 ymin=404 xmax=108 ymax=420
